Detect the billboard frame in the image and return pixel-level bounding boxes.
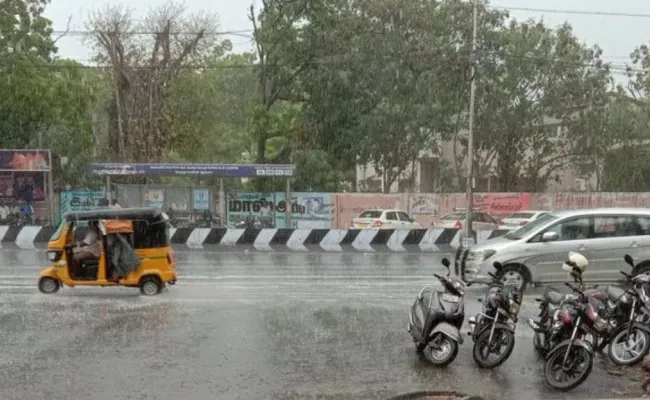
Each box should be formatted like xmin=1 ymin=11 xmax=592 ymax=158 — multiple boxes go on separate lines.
xmin=0 ymin=149 xmax=55 ymax=225
xmin=89 ymin=162 xmax=296 ymax=228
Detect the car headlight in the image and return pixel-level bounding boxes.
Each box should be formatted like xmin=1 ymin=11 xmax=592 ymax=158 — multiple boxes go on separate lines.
xmin=468 ymin=249 xmax=496 ymax=263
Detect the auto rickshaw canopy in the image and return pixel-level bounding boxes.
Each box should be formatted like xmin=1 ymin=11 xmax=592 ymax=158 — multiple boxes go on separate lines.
xmin=62 ymin=207 xmax=168 ymax=224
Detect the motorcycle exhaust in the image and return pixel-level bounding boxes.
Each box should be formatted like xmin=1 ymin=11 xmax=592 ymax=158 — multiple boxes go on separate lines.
xmin=467 ymin=316 xmax=477 ymax=336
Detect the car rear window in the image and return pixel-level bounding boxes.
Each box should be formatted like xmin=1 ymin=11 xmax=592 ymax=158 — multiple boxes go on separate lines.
xmin=441 ymin=212 xmax=465 ymax=220
xmin=359 ymin=211 xmax=382 ymax=218
xmin=508 ymin=212 xmax=535 ymax=219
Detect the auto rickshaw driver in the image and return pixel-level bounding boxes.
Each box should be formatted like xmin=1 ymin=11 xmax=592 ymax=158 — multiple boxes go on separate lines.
xmin=73 ymin=221 xmax=101 ymax=261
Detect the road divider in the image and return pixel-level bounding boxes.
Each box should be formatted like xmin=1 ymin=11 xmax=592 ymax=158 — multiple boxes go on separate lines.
xmin=0 ymin=226 xmax=512 ymax=252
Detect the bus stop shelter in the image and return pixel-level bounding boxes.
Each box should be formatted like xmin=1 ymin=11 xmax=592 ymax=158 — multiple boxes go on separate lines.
xmin=88 ymin=163 xmax=296 ymax=228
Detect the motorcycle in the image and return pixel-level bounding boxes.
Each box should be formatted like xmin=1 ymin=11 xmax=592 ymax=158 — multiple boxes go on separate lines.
xmin=600 ymin=259 xmax=650 ymax=366
xmin=543 ymin=281 xmax=602 ymax=391
xmin=467 ymin=261 xmax=523 ymax=368
xmin=530 ymin=254 xmax=650 ymax=365
xmin=408 ymin=248 xmax=468 ymax=367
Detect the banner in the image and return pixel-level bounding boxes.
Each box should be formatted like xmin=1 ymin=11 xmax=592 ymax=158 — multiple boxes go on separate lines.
xmin=275 ymin=192 xmax=333 ymax=228
xmin=225 ymin=192 xmax=333 ymax=228
xmin=60 ymin=190 xmax=108 ymax=215
xmin=144 ymin=189 xmax=164 ymax=209
xmin=193 ymin=189 xmax=210 ymax=210
xmin=226 ymin=192 xmax=277 ymax=228
xmin=0 ymin=150 xmax=50 ymax=171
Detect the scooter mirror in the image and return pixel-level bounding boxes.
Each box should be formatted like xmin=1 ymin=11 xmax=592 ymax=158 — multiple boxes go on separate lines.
xmin=493 ymin=261 xmax=503 ymax=271
xmin=624 ymin=254 xmax=634 ymax=267
xmin=441 ymin=258 xmax=450 ymax=269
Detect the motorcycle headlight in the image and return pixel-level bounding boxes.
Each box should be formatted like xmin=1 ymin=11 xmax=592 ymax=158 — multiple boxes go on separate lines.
xmin=619 ymin=294 xmax=629 ymax=304
xmin=509 ymin=299 xmax=520 ymax=315
xmin=552 ymin=320 xmax=563 ymax=330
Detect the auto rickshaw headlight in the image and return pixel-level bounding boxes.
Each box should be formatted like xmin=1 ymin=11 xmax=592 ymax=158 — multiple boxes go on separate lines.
xmin=47 ymin=250 xmax=62 ymax=262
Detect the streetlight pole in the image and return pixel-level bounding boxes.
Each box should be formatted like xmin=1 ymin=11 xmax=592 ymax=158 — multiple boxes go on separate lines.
xmin=465 ymin=0 xmax=478 ymax=243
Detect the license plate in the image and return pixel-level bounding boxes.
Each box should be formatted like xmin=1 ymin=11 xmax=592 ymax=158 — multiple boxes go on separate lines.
xmin=357 ymin=223 xmax=368 ymax=228
xmin=442 ymin=293 xmax=460 ymax=303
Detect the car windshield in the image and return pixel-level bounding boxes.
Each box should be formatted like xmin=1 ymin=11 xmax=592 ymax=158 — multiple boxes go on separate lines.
xmin=504 ymin=213 xmax=559 ymax=240
xmin=359 ymin=211 xmax=382 ymax=218
xmin=441 ymin=212 xmax=466 ymax=220
xmin=507 ymin=212 xmax=535 ymax=219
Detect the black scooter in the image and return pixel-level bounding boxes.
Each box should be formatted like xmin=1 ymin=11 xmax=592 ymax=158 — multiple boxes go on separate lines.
xmin=408 ymin=248 xmax=468 ymax=367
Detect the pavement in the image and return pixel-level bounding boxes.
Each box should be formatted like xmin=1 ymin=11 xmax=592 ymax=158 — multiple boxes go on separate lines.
xmin=0 ymin=249 xmax=646 ymax=400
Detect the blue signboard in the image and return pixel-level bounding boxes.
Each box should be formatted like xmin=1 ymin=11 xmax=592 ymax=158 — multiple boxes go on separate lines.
xmin=89 ymin=163 xmax=296 ymax=177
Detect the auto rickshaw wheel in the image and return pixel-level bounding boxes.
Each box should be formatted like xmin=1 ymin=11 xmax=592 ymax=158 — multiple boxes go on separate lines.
xmin=140 ymin=276 xmax=162 ymax=296
xmin=38 ymin=277 xmax=60 ymax=294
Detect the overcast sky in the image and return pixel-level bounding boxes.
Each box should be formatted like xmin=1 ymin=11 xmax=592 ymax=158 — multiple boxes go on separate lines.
xmin=44 ymin=0 xmax=650 ymax=80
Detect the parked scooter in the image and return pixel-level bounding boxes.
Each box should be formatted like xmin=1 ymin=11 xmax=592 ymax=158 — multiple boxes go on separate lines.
xmin=408 ymin=248 xmax=468 ymax=367
xmin=467 ymin=261 xmax=523 ymax=368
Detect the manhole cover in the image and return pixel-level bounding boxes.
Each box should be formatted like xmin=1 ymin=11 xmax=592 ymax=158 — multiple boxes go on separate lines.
xmin=387 ymin=391 xmax=483 ymax=400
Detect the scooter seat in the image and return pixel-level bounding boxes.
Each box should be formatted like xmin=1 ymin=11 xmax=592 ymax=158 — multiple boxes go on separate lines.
xmin=543 ymin=287 xmax=564 ymax=305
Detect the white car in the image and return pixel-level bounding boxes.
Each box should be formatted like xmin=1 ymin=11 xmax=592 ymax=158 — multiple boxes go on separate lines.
xmin=433 ymin=210 xmax=499 ymax=231
xmin=498 ymin=210 xmax=549 ymax=230
xmin=351 ymin=209 xmax=422 ymax=229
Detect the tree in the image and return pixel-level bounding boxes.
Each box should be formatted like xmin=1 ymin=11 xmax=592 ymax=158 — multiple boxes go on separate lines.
xmin=86 ymin=2 xmax=223 ymax=163
xmin=165 ymin=51 xmax=258 ymax=164
xmin=0 ymin=0 xmax=57 ymax=147
xmin=471 ymin=19 xmax=611 ymax=192
xmin=0 ymin=0 xmax=99 ymax=188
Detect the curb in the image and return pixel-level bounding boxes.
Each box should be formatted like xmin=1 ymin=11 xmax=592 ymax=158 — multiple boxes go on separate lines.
xmin=0 ymin=226 xmax=512 ymax=252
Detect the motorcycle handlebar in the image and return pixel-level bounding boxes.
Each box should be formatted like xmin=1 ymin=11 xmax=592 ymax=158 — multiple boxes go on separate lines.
xmin=620 ymin=271 xmax=632 ymax=280
xmin=565 ymin=282 xmax=583 ymax=294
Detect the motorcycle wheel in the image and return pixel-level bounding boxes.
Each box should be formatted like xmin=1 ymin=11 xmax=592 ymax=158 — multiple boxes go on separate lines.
xmin=544 ymin=344 xmax=593 ymax=391
xmin=472 ymin=327 xmax=515 ymax=369
xmin=424 ymin=334 xmax=459 ymax=367
xmin=608 ymin=327 xmax=650 ymax=366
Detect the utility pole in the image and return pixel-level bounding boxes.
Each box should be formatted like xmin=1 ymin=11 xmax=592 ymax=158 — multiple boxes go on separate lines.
xmin=465 ymin=0 xmax=478 ymax=243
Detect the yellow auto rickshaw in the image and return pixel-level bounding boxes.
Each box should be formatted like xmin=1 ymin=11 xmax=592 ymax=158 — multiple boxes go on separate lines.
xmin=38 ymin=207 xmax=177 ymax=296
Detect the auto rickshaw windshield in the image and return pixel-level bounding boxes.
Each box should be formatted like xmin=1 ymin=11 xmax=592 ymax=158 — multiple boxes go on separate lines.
xmin=49 ymin=221 xmax=67 ymax=242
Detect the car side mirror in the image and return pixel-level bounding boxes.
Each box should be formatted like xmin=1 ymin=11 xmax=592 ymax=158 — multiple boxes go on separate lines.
xmin=441 ymin=258 xmax=450 ymax=269
xmin=624 ymin=254 xmax=635 ymax=267
xmin=541 ymin=231 xmax=558 ymax=242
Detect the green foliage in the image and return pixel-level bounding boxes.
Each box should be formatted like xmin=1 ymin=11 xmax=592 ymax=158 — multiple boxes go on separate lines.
xmin=8 ymin=0 xmax=650 ymax=193
xmin=473 ymin=19 xmax=611 ymax=191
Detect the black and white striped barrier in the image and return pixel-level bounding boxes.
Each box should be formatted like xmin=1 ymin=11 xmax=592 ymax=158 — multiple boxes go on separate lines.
xmin=0 ymin=226 xmax=512 ymax=252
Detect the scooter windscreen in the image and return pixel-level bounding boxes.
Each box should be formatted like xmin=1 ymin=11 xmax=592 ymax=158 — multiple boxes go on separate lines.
xmin=441 ymin=276 xmax=465 ymax=296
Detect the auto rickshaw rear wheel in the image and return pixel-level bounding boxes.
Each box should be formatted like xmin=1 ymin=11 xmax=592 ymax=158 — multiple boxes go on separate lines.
xmin=140 ymin=276 xmax=163 ymax=296
xmin=38 ymin=277 xmax=60 ymax=294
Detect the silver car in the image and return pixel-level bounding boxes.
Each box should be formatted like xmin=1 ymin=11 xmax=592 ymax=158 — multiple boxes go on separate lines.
xmin=464 ymin=208 xmax=650 ymax=288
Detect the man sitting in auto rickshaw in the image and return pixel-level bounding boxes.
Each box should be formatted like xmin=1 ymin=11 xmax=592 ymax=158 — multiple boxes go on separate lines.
xmin=72 ymin=221 xmax=102 ymax=265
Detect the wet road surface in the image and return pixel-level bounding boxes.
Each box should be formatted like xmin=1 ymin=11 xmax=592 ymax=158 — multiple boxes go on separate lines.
xmin=0 ymin=250 xmax=643 ymax=400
